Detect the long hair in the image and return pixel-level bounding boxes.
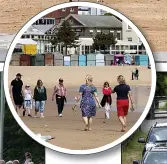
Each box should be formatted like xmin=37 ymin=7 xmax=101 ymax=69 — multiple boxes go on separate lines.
xmin=103 ymin=81 xmax=110 ymax=88
xmin=36 ymin=79 xmax=43 ymax=88
xmin=117 ymin=75 xmax=126 ymax=84
xmin=85 ymin=74 xmax=94 ymax=86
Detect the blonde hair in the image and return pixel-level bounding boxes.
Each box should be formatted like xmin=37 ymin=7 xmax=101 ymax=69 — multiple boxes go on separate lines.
xmin=85 ymin=74 xmax=93 ymax=86
xmin=117 ymin=75 xmax=126 ymax=84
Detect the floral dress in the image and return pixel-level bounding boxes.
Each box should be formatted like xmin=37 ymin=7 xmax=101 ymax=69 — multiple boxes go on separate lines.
xmin=79 ymin=84 xmax=97 ymax=117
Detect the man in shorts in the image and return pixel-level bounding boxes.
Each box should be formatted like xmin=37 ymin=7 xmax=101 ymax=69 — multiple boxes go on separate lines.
xmin=10 ymin=73 xmax=24 ymax=116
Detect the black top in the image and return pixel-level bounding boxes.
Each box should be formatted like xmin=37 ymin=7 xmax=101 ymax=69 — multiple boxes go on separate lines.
xmin=11 ymin=79 xmax=23 ymax=96
xmin=113 ymin=84 xmax=131 ymax=100
xmin=136 ymin=69 xmax=139 ymax=75
xmin=33 ymin=86 xmax=47 ymax=101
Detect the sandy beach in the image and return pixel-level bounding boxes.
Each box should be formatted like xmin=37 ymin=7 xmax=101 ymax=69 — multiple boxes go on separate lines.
xmin=8 ymin=66 xmax=151 ymax=150
xmin=0 ymin=0 xmax=167 ymax=52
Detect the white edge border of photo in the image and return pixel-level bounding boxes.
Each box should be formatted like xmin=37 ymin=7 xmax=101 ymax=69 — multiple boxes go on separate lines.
xmin=3 ymin=2 xmax=156 ymax=155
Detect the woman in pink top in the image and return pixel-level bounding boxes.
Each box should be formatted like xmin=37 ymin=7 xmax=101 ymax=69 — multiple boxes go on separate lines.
xmin=52 ymin=78 xmax=67 ymax=117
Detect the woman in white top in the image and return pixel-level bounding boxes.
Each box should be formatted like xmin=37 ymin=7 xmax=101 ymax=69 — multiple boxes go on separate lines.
xmin=23 ymin=85 xmax=32 ymax=117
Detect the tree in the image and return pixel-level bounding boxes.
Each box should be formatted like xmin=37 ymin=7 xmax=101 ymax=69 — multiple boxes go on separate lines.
xmin=92 ymin=33 xmax=117 ymax=53
xmin=52 ymin=20 xmax=79 ymax=55
xmin=3 ymin=102 xmax=45 ymax=163
xmin=104 ymin=13 xmax=113 ymax=16
xmin=104 ymin=13 xmax=122 ymax=21
xmin=155 ymin=73 xmax=167 ymax=96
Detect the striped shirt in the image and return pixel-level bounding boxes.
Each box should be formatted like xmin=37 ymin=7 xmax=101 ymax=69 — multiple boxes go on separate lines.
xmin=55 ymin=84 xmax=67 ymax=97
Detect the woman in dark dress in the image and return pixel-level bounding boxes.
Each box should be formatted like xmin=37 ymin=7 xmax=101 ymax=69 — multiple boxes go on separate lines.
xmin=73 ymin=75 xmax=101 ymax=131
xmin=112 ymin=75 xmax=134 ymax=132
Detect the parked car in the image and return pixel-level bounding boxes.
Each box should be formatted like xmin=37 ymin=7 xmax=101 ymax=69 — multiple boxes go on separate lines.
xmin=138 ymin=122 xmax=167 ymax=156
xmin=133 ymin=144 xmax=167 ymax=164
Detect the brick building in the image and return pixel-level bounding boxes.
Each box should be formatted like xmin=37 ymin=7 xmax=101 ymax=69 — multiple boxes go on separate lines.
xmin=44 ymin=7 xmax=78 ymax=25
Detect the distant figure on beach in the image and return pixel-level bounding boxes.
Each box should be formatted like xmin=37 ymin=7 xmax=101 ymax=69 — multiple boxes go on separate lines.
xmin=101 ymin=81 xmax=112 ymax=119
xmin=10 ymin=73 xmax=24 ymax=116
xmin=73 ymin=75 xmax=101 ymax=131
xmin=135 ymin=68 xmax=139 ymax=80
xmin=33 ymin=80 xmax=47 ymax=118
xmin=23 ymin=85 xmax=32 ymax=117
xmin=112 ymin=75 xmax=134 ymax=132
xmin=52 ymin=78 xmax=67 ymax=117
xmin=24 ymin=152 xmax=32 ymax=164
xmin=116 ymin=58 xmax=120 ymax=66
xmin=132 ymin=68 xmax=139 ymax=80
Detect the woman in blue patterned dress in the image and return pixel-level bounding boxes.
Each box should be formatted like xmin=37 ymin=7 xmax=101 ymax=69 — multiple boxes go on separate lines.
xmin=73 ymin=75 xmax=101 ymax=131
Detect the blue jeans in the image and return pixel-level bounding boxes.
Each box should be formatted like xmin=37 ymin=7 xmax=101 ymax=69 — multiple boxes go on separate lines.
xmin=35 ymin=101 xmax=45 ymax=113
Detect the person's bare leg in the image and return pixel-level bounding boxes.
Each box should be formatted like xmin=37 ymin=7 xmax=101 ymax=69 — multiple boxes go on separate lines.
xmin=118 ymin=116 xmax=126 ymax=132
xmin=83 ymin=117 xmax=88 ymax=130
xmin=17 ymin=106 xmax=21 ymax=116
xmin=88 ymin=117 xmax=92 ymax=131
xmin=123 ymin=116 xmax=127 ymax=131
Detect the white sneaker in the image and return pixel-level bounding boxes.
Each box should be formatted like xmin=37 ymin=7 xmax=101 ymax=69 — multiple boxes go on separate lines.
xmin=40 ymin=113 xmax=44 ymax=118
xmin=59 ymin=114 xmax=63 ymax=117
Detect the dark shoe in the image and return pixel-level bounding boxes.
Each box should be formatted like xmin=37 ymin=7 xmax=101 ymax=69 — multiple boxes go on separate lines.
xmin=28 ymin=114 xmax=32 ymax=117
xmin=23 ymin=110 xmax=26 ymax=116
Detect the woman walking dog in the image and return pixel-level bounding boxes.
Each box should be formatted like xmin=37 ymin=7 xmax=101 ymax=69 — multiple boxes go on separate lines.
xmin=73 ymin=75 xmax=101 ymax=131
xmin=112 ymin=75 xmax=134 ymax=132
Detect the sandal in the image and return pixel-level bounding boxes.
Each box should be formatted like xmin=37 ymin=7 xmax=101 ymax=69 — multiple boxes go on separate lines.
xmin=84 ymin=124 xmax=89 ymax=131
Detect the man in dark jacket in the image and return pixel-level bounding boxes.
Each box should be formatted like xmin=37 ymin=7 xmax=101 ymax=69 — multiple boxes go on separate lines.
xmin=10 ymin=73 xmax=24 ymax=116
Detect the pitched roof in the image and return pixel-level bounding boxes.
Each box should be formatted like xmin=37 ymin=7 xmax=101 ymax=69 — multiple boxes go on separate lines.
xmin=24 ymin=26 xmax=45 ymax=35
xmin=64 ymin=14 xmax=122 ymax=28
xmin=33 ymin=25 xmax=54 ymax=33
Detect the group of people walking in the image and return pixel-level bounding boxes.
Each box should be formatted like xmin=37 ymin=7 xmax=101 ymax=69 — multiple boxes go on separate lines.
xmin=10 ymin=73 xmax=134 ymax=132
xmin=10 ymin=73 xmax=66 ymax=118
xmin=73 ymin=74 xmax=134 ymax=132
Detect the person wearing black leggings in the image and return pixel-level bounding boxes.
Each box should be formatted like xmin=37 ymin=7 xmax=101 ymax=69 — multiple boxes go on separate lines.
xmin=52 ymin=78 xmax=67 ymax=117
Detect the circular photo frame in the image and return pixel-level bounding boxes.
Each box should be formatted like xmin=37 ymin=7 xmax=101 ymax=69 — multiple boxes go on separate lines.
xmin=4 ymin=2 xmax=156 ymax=155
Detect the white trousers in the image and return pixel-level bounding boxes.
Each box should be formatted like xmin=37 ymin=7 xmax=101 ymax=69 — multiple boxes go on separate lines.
xmin=105 ymin=103 xmax=111 ymax=119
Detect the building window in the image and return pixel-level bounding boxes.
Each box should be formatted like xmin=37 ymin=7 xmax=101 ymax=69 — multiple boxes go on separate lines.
xmin=116 ymin=31 xmax=121 ymax=40
xmin=75 ymin=29 xmax=82 ymax=32
xmin=69 ymin=20 xmax=74 ymax=25
xmin=127 ymin=25 xmax=132 ymax=30
xmin=110 ymin=30 xmax=114 ymax=36
xmin=70 ymin=8 xmax=74 ymax=12
xmin=130 ymin=45 xmax=134 ymax=50
xmin=128 ymin=37 xmax=132 ymax=42
xmin=31 ymin=35 xmax=34 ymax=39
xmin=89 ymin=30 xmax=94 ymax=35
xmin=26 ymin=35 xmax=30 ymax=38
xmin=62 ymin=8 xmax=66 ymax=12
xmin=21 ymin=35 xmax=25 ymax=38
